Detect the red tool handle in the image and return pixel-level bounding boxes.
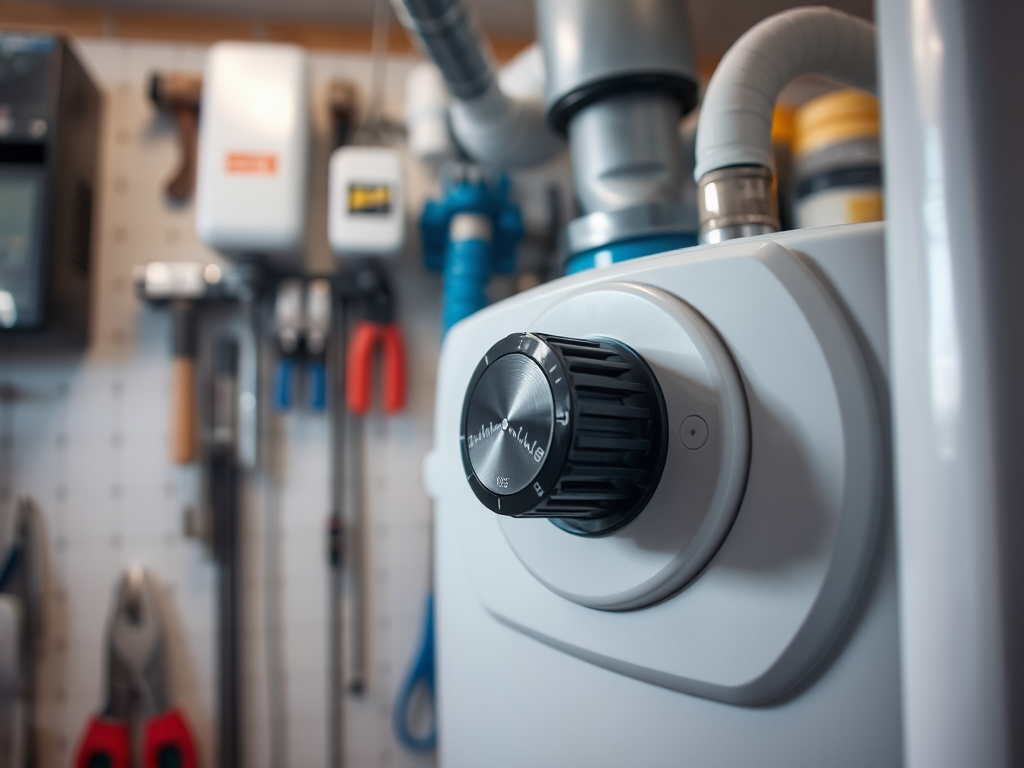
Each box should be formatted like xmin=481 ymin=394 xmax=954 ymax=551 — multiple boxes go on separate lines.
xmin=346 ymin=322 xmax=406 ymax=415
xmin=74 ymin=716 xmax=131 ymax=768
xmin=380 ymin=324 xmax=406 ymax=414
xmin=143 ymin=708 xmax=199 ymax=768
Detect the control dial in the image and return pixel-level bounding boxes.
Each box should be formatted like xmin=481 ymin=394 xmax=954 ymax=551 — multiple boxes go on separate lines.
xmin=460 ymin=332 xmax=668 ymax=536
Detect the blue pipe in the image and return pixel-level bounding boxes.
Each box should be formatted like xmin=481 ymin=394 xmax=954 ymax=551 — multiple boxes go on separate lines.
xmin=443 ymin=236 xmax=492 ymax=333
xmin=566 ymin=233 xmax=699 ymax=275
xmin=392 ymin=593 xmax=436 ymax=751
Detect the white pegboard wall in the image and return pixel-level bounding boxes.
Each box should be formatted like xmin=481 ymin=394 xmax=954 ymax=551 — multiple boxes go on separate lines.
xmin=0 ymin=36 xmax=483 ymax=768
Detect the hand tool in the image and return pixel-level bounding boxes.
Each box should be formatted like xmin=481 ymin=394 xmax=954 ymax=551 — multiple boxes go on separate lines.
xmin=135 ymin=261 xmax=238 ymax=465
xmin=148 ymin=72 xmax=202 ymax=203
xmin=209 ymin=337 xmax=242 ymax=768
xmin=305 ymin=278 xmax=332 ymax=412
xmin=0 ymin=496 xmax=43 ymax=768
xmin=273 ymin=278 xmax=332 ymax=413
xmin=0 ymin=594 xmax=20 ymax=766
xmin=73 ymin=566 xmax=198 ymax=768
xmin=273 ymin=279 xmax=304 ymax=412
xmin=330 ymin=263 xmax=407 ymax=702
xmin=327 ymin=274 xmax=349 ymax=768
xmin=345 ymin=263 xmax=406 ymax=416
xmin=232 ymin=264 xmax=263 ymax=471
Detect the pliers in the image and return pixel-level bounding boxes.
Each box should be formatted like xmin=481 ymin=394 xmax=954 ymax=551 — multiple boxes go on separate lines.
xmin=346 ymin=263 xmax=406 ymax=415
xmin=74 ymin=567 xmax=198 ymax=768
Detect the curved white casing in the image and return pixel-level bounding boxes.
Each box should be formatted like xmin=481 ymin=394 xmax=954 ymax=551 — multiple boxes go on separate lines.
xmin=428 ymin=223 xmax=899 ymax=768
xmin=694 ymin=7 xmax=876 ymax=181
xmin=500 ymin=283 xmax=750 ymax=611
xmin=428 ymin=224 xmax=886 ymax=709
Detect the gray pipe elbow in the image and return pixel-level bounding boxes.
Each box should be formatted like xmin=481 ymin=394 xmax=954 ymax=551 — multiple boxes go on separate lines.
xmin=695 ymin=7 xmax=876 ymax=181
xmin=392 ymin=0 xmax=563 ymax=168
xmin=694 ymin=7 xmax=876 ymax=242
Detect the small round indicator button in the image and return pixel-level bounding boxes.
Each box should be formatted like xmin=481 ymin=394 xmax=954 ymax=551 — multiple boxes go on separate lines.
xmin=680 ymin=415 xmax=709 ymax=450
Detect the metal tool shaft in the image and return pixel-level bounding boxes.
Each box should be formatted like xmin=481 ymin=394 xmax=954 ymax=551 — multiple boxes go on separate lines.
xmin=211 ymin=338 xmax=241 ymax=768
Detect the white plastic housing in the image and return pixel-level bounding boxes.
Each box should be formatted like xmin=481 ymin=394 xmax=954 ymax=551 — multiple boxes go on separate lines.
xmin=501 ymin=284 xmax=751 ymax=611
xmin=428 ymin=223 xmax=900 ymax=767
xmin=195 ymin=42 xmax=309 ymax=267
xmin=328 ymin=146 xmax=405 ymax=257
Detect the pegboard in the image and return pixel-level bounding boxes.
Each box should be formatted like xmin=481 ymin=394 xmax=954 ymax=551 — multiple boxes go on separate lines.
xmin=0 ymin=34 xmax=573 ymax=768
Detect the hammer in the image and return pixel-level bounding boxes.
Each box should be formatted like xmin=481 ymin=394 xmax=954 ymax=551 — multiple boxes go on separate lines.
xmin=135 ymin=261 xmax=237 ymax=463
xmin=149 ymin=72 xmax=202 ymax=203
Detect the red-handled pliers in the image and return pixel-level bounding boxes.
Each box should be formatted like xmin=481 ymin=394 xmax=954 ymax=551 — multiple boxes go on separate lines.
xmin=346 ymin=264 xmax=406 ymax=415
xmin=74 ymin=567 xmax=198 ymax=768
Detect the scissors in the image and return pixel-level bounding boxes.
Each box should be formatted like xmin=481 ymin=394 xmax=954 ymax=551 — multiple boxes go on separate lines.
xmin=73 ymin=566 xmax=198 ymax=768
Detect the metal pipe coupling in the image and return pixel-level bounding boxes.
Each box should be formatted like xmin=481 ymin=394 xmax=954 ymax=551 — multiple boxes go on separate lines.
xmin=697 ymin=166 xmax=779 ymax=244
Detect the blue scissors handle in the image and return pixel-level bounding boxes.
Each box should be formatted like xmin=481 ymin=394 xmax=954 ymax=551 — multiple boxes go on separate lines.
xmin=393 ymin=593 xmax=436 ymax=751
xmin=274 ymin=357 xmax=296 ymax=411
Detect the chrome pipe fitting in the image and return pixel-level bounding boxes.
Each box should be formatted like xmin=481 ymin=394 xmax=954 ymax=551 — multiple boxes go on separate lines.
xmin=697 ymin=166 xmax=779 ymax=244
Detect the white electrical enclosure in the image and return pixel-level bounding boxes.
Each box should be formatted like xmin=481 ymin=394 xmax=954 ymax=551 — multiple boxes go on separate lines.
xmin=328 ymin=146 xmax=405 ymax=257
xmin=427 ymin=222 xmax=900 ymax=767
xmin=195 ymin=42 xmax=309 ymax=267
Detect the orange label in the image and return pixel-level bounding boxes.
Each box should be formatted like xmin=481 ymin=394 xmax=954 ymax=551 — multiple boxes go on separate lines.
xmin=225 ymin=152 xmax=278 ymax=175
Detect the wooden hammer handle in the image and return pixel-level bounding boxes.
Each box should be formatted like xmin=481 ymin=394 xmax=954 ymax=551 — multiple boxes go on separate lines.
xmin=170 ymin=303 xmax=198 ymax=463
xmin=171 ymin=356 xmax=198 ymax=464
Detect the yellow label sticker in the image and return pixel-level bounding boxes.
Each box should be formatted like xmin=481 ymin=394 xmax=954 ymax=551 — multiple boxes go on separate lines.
xmin=348 ymin=184 xmax=392 ymax=214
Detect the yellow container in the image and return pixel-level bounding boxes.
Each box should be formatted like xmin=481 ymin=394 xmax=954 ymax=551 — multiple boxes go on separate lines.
xmin=794 ymin=89 xmax=880 ymax=156
xmin=792 ymin=90 xmax=883 ymax=229
xmin=772 ymin=104 xmax=796 ymax=229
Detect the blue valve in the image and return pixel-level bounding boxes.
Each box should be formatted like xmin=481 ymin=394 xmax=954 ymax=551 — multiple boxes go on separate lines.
xmin=419 ymin=172 xmax=523 ymax=334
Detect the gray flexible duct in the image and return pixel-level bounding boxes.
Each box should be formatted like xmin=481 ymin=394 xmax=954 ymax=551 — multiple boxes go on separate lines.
xmin=694 ymin=6 xmax=876 ymax=181
xmin=390 ymin=0 xmax=561 ymax=167
xmin=392 ymin=0 xmax=496 ymax=100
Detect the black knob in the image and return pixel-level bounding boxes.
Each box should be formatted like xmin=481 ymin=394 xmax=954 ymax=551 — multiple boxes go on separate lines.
xmin=460 ymin=332 xmax=668 ymax=536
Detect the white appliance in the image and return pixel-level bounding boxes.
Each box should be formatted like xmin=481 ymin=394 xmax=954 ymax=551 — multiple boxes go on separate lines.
xmin=195 ymin=42 xmax=309 ymax=269
xmin=426 ymin=222 xmax=899 ymax=766
xmin=403 ymin=0 xmax=1023 ymax=763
